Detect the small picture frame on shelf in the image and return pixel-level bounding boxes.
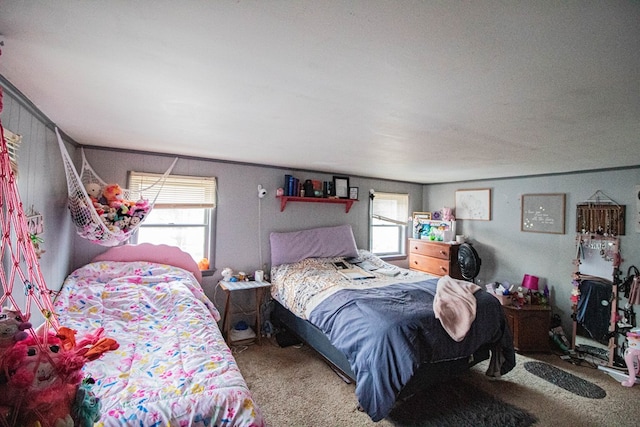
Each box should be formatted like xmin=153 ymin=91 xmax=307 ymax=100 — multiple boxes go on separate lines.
xmin=333 ymin=176 xmax=350 ymax=199
xmin=349 ymin=187 xmax=359 ymax=200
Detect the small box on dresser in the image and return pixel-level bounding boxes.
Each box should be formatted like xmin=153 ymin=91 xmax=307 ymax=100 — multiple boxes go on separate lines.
xmin=408 ymin=238 xmax=462 ymax=279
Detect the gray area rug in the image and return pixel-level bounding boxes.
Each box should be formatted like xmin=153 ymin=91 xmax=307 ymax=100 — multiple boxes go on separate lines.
xmin=387 ymin=379 xmax=537 ymax=427
xmin=524 ymin=361 xmax=606 ymax=399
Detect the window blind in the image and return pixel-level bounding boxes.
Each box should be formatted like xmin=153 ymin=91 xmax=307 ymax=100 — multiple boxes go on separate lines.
xmin=372 ymin=192 xmax=409 ymax=224
xmin=128 ymin=172 xmax=216 ymax=209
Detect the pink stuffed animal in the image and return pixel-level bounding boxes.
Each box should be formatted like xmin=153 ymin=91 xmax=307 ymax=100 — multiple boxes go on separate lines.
xmin=0 ymin=333 xmax=88 ymax=426
xmin=100 ymin=184 xmax=124 ymax=208
xmin=0 ymin=307 xmax=31 ymax=358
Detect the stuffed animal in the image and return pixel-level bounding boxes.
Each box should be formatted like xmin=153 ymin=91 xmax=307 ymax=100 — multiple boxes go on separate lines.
xmin=84 ymin=183 xmax=102 ymax=203
xmin=442 ymin=207 xmax=455 ymax=221
xmin=72 ymin=378 xmax=101 ymax=427
xmin=0 ymin=334 xmax=84 ymax=424
xmin=222 ymin=267 xmax=234 ymax=281
xmin=1 ymin=329 xmax=116 ymax=426
xmin=100 ymin=184 xmax=124 ymax=208
xmin=0 ymin=307 xmax=32 ymax=358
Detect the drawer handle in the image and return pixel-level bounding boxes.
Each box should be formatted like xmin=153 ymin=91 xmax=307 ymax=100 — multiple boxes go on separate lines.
xmin=413 ymin=260 xmax=418 ymax=265
xmin=440 ymin=266 xmax=447 ymax=272
xmin=439 ymin=250 xmax=446 ymax=255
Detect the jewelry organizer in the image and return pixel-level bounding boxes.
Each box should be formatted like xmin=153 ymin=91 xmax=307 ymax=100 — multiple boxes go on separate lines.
xmin=576 ymin=190 xmax=625 ymax=236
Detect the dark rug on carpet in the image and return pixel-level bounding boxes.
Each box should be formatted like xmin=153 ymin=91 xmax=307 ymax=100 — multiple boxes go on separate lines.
xmin=387 ymin=379 xmax=537 ymax=427
xmin=524 ymin=361 xmax=606 ymax=399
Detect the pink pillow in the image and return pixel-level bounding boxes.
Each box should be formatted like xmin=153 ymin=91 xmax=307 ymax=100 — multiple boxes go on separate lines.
xmin=270 ymin=224 xmax=358 ymax=266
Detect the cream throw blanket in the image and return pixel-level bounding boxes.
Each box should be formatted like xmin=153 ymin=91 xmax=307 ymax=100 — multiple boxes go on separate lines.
xmin=434 ymin=275 xmax=481 ymax=342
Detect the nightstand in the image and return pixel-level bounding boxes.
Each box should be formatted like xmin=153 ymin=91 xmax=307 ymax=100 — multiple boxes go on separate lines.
xmin=219 ymin=280 xmax=272 ymax=346
xmin=503 ymin=305 xmax=552 ymax=353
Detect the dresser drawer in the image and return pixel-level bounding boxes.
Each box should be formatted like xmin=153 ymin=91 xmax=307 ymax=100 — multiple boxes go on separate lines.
xmin=409 ymin=240 xmax=451 ymax=260
xmin=409 ymin=253 xmax=451 ymax=276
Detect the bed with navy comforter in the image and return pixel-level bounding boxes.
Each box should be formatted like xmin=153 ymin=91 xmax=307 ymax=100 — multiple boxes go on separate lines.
xmin=270 ymin=225 xmax=515 ymax=422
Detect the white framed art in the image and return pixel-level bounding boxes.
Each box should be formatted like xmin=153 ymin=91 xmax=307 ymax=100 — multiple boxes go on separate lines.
xmin=455 ymin=188 xmax=491 ymax=220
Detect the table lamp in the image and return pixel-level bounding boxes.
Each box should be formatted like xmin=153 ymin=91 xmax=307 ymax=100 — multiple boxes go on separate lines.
xmin=522 ymin=274 xmax=539 ymax=303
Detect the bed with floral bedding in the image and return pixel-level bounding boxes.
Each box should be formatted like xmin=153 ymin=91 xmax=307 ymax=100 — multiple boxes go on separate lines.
xmin=53 ymin=244 xmax=264 ymax=427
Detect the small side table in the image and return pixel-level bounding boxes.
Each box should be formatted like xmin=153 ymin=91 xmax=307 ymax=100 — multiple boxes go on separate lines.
xmin=503 ymin=305 xmax=552 ymax=353
xmin=219 ymin=280 xmax=271 ymax=346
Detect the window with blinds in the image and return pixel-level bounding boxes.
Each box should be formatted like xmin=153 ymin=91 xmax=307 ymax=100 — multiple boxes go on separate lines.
xmin=129 ymin=172 xmax=217 ymax=264
xmin=128 ymin=172 xmax=216 ymax=209
xmin=369 ymin=192 xmax=409 ymax=257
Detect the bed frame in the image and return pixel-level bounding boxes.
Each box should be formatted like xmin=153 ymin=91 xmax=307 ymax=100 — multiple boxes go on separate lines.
xmin=272 ymin=299 xmax=492 ymax=400
xmin=92 ymin=243 xmax=203 ymax=283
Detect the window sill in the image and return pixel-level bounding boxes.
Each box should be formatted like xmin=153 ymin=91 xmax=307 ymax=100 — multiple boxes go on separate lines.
xmin=377 ymin=254 xmax=406 ymax=262
xmin=200 ymin=269 xmax=216 ymax=277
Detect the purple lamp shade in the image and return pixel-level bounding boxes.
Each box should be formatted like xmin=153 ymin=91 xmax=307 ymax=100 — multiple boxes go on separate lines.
xmin=522 ymin=274 xmax=539 ymax=292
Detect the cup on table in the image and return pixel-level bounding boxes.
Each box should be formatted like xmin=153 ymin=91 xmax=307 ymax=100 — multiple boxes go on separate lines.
xmin=254 ymin=270 xmax=264 ymax=282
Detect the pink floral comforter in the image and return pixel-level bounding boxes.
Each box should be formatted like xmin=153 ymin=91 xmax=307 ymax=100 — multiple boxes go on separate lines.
xmin=54 ymin=261 xmax=264 ymax=427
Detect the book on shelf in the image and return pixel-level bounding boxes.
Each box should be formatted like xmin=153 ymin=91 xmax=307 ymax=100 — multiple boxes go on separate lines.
xmin=284 ymin=174 xmax=292 ymax=196
xmin=285 ymin=175 xmax=300 ymax=197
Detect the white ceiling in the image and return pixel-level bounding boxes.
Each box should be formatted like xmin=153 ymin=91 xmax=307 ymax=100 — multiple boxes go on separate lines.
xmin=0 ymin=1 xmax=638 ymax=183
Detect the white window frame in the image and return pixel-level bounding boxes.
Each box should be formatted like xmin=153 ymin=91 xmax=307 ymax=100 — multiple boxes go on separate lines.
xmin=128 ymin=172 xmax=217 ymax=264
xmin=369 ymin=191 xmax=409 ymax=258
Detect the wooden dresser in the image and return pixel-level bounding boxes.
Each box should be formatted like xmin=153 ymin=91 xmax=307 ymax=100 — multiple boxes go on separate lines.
xmin=408 ymin=239 xmax=462 ymax=279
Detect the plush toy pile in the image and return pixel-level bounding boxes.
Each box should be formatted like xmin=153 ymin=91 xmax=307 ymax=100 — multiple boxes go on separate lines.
xmin=71 ymin=183 xmax=151 ymax=241
xmin=0 ymin=307 xmax=118 ymax=427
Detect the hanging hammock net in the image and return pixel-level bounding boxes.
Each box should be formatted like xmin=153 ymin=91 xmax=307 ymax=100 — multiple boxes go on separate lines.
xmin=56 ymin=128 xmax=177 ymax=246
xmin=0 ymin=115 xmax=119 ymax=426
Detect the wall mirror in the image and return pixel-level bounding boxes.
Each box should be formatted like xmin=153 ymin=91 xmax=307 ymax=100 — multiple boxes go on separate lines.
xmin=571 ymin=234 xmax=620 ymax=367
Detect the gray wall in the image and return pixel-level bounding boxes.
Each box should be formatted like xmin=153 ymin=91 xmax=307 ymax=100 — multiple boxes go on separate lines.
xmin=0 ymin=89 xmax=74 ymax=325
xmin=424 ymin=169 xmax=640 ymax=333
xmin=75 ymin=147 xmax=424 ymax=322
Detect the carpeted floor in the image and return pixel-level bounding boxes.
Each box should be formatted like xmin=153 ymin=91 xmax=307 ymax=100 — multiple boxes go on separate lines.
xmin=234 ymin=338 xmax=640 ymax=426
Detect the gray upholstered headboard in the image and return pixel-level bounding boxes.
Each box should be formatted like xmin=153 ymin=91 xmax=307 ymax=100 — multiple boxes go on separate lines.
xmin=269 ymin=224 xmax=358 ymax=266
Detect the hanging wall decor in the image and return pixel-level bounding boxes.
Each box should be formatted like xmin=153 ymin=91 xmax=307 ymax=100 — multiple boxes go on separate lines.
xmin=521 ymin=193 xmax=566 ymax=234
xmin=576 ymin=190 xmax=625 ymax=236
xmin=455 ymin=188 xmax=491 ymax=220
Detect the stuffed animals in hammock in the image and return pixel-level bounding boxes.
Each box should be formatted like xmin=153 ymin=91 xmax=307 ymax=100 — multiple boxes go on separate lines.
xmin=80 ymin=182 xmax=151 ymax=235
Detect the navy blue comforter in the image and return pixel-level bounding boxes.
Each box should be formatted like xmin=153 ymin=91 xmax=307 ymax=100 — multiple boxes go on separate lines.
xmin=307 ymin=278 xmax=515 ymax=421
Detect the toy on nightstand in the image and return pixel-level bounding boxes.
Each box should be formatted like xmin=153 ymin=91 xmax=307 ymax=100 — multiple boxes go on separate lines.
xmin=222 ymin=267 xmax=234 ymax=282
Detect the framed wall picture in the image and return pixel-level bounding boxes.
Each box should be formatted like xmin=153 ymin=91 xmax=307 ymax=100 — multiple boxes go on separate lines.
xmin=455 ymin=188 xmax=491 ymax=220
xmin=349 ymin=187 xmax=359 ymax=200
xmin=521 ymin=193 xmax=566 ymax=234
xmin=333 ymin=176 xmax=350 ymax=199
